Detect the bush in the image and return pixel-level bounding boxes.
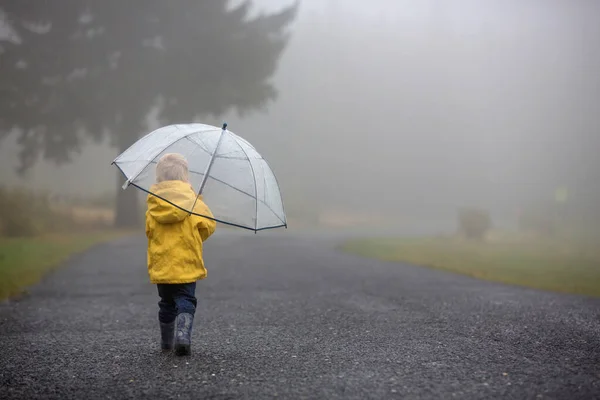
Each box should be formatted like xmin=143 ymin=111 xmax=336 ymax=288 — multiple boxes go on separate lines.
xmin=457 ymin=207 xmax=492 ymax=240
xmin=518 ymin=207 xmax=555 ymax=237
xmin=0 ymin=186 xmax=77 ymax=237
xmin=0 ymin=187 xmax=44 ymax=237
xmin=60 ymin=192 xmax=115 ymax=209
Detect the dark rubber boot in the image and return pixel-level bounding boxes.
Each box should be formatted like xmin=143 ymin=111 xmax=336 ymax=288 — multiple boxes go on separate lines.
xmin=174 ymin=313 xmax=194 ymax=356
xmin=160 ymin=321 xmax=175 ymax=351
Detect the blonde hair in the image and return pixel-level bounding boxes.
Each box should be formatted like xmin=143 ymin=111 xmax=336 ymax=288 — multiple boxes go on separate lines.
xmin=156 ymin=153 xmax=189 ymax=183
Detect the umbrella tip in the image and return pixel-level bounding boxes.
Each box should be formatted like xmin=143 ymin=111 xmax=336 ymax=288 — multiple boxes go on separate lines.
xmin=222 ymin=122 xmax=228 ymax=130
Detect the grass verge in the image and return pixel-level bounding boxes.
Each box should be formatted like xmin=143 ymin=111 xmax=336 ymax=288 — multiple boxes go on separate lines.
xmin=0 ymin=231 xmax=131 ymax=300
xmin=341 ymin=236 xmax=600 ymax=297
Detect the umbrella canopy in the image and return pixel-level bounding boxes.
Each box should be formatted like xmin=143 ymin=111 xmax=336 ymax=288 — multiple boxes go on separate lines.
xmin=112 ymin=123 xmax=287 ymax=232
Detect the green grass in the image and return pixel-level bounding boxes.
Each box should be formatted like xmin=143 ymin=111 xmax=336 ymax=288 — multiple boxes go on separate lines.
xmin=0 ymin=231 xmax=129 ymax=300
xmin=341 ymin=235 xmax=600 ymax=297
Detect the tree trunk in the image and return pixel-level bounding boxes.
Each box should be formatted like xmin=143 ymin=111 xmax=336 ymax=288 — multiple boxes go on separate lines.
xmin=114 ymin=173 xmax=141 ymax=228
xmin=113 ymin=129 xmax=142 ymax=229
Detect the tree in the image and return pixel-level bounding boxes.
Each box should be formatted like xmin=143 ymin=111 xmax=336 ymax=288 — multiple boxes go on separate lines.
xmin=457 ymin=207 xmax=492 ymax=240
xmin=0 ymin=0 xmax=297 ymax=227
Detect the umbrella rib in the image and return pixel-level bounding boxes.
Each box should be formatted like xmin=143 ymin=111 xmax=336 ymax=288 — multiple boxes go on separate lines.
xmin=233 ymin=137 xmax=259 ymax=231
xmin=118 ymin=129 xmax=219 ymax=188
xmin=128 ymin=181 xmax=285 ymax=232
xmin=185 ymin=136 xmax=211 ymax=155
xmin=206 ymin=175 xmax=284 ymax=223
xmin=186 ymin=168 xmax=285 ymax=226
xmin=144 ymin=160 xmax=269 ymax=211
xmin=193 ymin=125 xmax=226 ymax=219
xmin=121 ymin=134 xmax=194 ymax=188
xmin=202 ymin=173 xmax=284 ymax=224
xmin=146 ymin=160 xmax=264 ymax=205
xmin=118 ymin=144 xmax=283 ymax=224
xmin=260 ymin=157 xmax=288 ymax=227
xmin=216 ymin=155 xmax=263 ymax=161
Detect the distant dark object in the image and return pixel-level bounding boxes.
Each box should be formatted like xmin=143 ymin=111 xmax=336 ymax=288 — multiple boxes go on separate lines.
xmin=457 ymin=207 xmax=492 ymax=240
xmin=518 ymin=208 xmax=556 ymax=237
xmin=0 ymin=1 xmax=298 ymax=227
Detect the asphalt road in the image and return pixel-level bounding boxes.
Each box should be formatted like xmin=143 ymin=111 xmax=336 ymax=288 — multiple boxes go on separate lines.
xmin=1 ymin=231 xmax=599 ymax=399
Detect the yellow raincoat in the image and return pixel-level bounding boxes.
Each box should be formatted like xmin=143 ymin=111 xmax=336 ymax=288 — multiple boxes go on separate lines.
xmin=145 ymin=180 xmax=217 ymax=284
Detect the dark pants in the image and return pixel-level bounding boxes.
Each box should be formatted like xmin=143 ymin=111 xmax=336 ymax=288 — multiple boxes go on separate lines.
xmin=156 ymin=282 xmax=197 ymax=324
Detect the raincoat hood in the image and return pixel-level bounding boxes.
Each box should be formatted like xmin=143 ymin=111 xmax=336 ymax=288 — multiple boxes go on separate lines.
xmin=147 ymin=180 xmax=199 ymax=224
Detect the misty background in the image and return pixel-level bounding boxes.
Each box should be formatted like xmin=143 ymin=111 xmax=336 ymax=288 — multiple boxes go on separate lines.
xmin=1 ymin=0 xmax=599 ymax=231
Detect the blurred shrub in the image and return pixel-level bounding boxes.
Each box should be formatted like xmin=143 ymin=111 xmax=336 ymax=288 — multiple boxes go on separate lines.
xmin=88 ymin=192 xmax=116 ymax=208
xmin=51 ymin=192 xmax=115 ymax=209
xmin=518 ymin=207 xmax=555 ymax=237
xmin=457 ymin=207 xmax=492 ymax=240
xmin=0 ymin=186 xmax=54 ymax=237
xmin=0 ymin=186 xmax=112 ymax=237
xmin=68 ymin=206 xmax=114 ymax=228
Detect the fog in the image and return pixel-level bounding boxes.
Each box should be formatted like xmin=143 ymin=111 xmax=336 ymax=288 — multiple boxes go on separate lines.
xmin=1 ymin=0 xmax=599 ymax=232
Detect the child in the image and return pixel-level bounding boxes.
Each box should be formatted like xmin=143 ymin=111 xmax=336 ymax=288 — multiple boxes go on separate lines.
xmin=145 ymin=153 xmax=216 ymax=356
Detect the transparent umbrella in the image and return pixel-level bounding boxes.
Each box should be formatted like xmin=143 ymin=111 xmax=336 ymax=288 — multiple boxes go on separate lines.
xmin=111 ymin=123 xmax=287 ymax=232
